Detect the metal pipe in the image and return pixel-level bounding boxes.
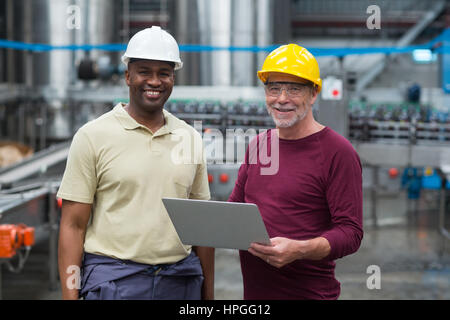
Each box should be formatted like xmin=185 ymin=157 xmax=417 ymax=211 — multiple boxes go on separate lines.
xmin=23 ymin=0 xmax=33 ymax=89
xmin=123 ymin=0 xmax=130 ymax=42
xmin=173 ymin=0 xmax=200 ymax=85
xmin=210 ymin=0 xmax=231 ymax=86
xmin=256 ymin=0 xmax=273 ymax=78
xmin=231 ymin=0 xmax=255 ymax=86
xmin=6 ymin=0 xmax=14 ymax=85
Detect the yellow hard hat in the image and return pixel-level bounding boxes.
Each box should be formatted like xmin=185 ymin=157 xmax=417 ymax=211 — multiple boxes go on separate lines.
xmin=257 ymin=44 xmax=322 ymax=93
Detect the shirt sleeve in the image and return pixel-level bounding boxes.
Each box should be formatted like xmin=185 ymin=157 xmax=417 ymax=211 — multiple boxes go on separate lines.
xmin=189 ymin=161 xmax=211 ymax=200
xmin=188 ymin=132 xmax=211 ymax=200
xmin=56 ymin=128 xmax=97 ymax=204
xmin=320 ymin=144 xmax=364 ymax=261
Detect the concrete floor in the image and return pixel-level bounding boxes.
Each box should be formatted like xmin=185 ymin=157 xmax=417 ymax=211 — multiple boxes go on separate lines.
xmin=1 ymin=190 xmax=449 ymax=300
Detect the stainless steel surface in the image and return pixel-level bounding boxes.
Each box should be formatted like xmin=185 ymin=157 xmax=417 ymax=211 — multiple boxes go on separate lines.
xmin=317 ymin=93 xmax=350 ymax=138
xmin=173 ymin=0 xmax=201 ymax=85
xmin=198 ymin=0 xmax=232 ymax=86
xmin=231 ymin=0 xmax=255 ymax=87
xmin=29 ymin=0 xmax=117 ymax=89
xmin=256 ymin=0 xmax=273 ymax=73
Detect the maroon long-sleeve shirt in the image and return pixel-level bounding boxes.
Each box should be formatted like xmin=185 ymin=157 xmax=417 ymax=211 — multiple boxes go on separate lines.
xmin=228 ymin=127 xmax=363 ymax=299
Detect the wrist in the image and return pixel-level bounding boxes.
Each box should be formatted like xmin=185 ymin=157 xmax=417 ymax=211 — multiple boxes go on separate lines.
xmin=312 ymin=237 xmax=331 ymax=260
xmin=299 ymin=237 xmax=330 ymax=260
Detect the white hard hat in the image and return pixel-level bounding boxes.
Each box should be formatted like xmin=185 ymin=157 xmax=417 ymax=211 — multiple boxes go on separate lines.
xmin=121 ymin=26 xmax=183 ymax=70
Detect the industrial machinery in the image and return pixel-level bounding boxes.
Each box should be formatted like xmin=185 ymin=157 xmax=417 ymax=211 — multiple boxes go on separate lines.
xmin=0 ymin=224 xmax=35 ymax=259
xmin=0 ymin=222 xmax=36 ymax=298
xmin=0 ymin=143 xmax=68 ymax=298
xmin=349 ymin=101 xmax=450 ymax=144
xmin=0 ymin=0 xmax=449 ymax=300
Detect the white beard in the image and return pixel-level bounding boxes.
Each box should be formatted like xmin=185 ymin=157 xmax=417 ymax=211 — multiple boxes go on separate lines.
xmin=267 ymin=102 xmax=309 ymax=128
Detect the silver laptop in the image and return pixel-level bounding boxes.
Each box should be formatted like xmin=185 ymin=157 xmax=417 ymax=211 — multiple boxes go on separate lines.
xmin=162 ymin=197 xmax=271 ymax=250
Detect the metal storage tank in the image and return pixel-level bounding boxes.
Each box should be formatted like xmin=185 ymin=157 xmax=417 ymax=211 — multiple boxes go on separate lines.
xmin=174 ymin=0 xmax=273 ymax=86
xmin=5 ymin=0 xmax=119 ymax=140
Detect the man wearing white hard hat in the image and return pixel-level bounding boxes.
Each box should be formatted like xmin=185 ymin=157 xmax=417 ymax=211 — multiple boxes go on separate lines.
xmin=57 ymin=26 xmax=214 ymax=300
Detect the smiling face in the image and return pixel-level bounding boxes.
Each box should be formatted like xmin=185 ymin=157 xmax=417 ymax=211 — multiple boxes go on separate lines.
xmin=265 ymin=72 xmax=318 ymax=129
xmin=125 ymin=59 xmax=175 ymax=114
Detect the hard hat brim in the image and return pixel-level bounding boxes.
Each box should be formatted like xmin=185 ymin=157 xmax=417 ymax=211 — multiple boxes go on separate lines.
xmin=122 ymin=55 xmax=183 ymax=70
xmin=258 ymin=70 xmax=322 ymax=93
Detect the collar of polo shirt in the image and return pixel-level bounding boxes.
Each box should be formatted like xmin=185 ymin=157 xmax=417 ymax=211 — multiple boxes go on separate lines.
xmin=114 ymin=103 xmax=178 ymax=136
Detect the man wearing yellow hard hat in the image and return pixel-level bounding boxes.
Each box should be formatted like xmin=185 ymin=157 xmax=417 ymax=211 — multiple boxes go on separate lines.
xmin=229 ymin=44 xmax=363 ymax=299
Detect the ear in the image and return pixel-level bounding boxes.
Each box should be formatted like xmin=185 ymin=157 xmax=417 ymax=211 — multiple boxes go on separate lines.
xmin=125 ymin=69 xmax=130 ymax=86
xmin=310 ymin=87 xmax=319 ymax=105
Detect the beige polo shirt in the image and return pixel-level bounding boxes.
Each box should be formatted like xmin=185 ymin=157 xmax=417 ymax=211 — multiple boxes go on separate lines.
xmin=57 ymin=103 xmax=210 ymax=265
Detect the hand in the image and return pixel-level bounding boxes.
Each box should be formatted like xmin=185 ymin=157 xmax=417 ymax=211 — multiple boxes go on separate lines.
xmin=248 ymin=237 xmax=331 ymax=268
xmin=248 ymin=237 xmax=308 ymax=268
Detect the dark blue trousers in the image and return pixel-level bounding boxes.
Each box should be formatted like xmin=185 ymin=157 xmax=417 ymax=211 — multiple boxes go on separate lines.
xmin=80 ymin=252 xmax=204 ymax=300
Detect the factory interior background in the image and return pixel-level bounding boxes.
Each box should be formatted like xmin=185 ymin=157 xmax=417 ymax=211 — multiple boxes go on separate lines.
xmin=0 ymin=0 xmax=449 ymax=300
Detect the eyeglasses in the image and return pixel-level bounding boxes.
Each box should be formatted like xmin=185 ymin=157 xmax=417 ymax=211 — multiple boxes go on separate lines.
xmin=264 ymin=82 xmax=311 ymax=98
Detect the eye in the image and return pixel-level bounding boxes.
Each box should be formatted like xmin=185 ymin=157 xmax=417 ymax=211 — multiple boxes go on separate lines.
xmin=289 ymin=86 xmax=302 ymax=93
xmin=267 ymin=86 xmax=281 ymax=94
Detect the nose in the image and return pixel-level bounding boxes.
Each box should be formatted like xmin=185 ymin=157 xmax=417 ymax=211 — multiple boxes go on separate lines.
xmin=146 ymin=74 xmax=162 ymax=87
xmin=277 ymin=88 xmax=289 ymax=104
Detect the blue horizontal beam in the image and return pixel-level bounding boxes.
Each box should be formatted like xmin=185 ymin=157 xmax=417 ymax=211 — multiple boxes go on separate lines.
xmin=0 ymin=28 xmax=448 ymax=57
